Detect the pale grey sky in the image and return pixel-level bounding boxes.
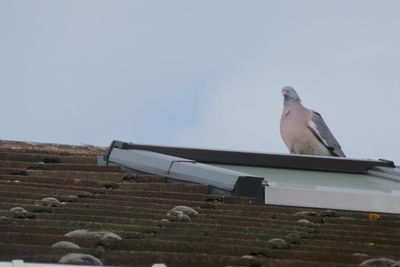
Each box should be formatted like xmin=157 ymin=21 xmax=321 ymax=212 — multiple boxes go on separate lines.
xmin=1 ymin=1 xmax=399 ymax=163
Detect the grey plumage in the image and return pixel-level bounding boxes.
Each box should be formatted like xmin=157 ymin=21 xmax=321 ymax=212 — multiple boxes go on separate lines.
xmin=308 ymin=111 xmax=346 ymax=157
xmin=280 ymin=87 xmax=345 ymax=157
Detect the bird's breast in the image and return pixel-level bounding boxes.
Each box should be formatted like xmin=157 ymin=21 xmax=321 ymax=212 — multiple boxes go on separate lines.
xmin=283 ymin=109 xmax=290 ymax=117
xmin=280 ymin=105 xmax=312 ymax=151
xmin=280 ymin=106 xmax=331 ymax=156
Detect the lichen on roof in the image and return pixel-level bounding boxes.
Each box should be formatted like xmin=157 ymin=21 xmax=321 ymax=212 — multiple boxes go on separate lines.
xmin=0 ymin=140 xmax=400 ymax=266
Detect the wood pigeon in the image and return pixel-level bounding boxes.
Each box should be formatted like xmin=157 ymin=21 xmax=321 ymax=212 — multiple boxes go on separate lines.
xmin=280 ymin=86 xmax=346 ymax=157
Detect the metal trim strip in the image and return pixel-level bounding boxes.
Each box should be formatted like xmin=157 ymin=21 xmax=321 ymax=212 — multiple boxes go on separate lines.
xmin=106 ymin=141 xmax=395 ymax=174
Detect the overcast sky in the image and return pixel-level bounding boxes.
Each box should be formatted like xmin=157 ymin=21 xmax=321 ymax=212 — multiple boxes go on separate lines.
xmin=1 ymin=1 xmax=399 ymax=163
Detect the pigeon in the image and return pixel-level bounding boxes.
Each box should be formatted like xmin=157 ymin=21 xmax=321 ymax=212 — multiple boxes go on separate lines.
xmin=280 ymin=86 xmax=345 ymax=157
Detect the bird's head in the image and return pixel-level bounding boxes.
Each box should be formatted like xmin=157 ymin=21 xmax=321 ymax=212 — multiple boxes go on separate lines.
xmin=281 ymin=86 xmax=301 ymax=105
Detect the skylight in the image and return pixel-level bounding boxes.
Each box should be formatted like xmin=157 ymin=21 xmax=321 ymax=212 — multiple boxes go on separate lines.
xmin=105 ymin=140 xmax=400 ymax=214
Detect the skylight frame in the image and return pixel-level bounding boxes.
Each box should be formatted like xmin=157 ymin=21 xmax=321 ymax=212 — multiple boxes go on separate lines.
xmin=105 ymin=141 xmax=395 ymax=174
xmin=105 ymin=140 xmax=400 ymax=213
xmin=265 ymin=185 xmax=400 ymax=214
xmin=105 ymin=143 xmax=266 ymax=204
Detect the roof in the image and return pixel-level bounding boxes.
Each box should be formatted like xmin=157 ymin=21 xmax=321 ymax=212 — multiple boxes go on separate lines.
xmin=1 ymin=140 xmax=400 ymax=266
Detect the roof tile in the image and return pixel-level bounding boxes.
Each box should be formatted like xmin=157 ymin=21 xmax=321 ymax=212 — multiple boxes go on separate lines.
xmin=0 ymin=140 xmax=399 ymax=266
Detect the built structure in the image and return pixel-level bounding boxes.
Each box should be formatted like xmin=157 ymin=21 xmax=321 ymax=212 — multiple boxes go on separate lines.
xmin=1 ymin=140 xmax=399 ymax=267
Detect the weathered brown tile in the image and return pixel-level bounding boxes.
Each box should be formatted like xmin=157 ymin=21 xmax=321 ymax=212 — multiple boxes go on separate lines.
xmin=1 ymin=140 xmax=400 ymax=267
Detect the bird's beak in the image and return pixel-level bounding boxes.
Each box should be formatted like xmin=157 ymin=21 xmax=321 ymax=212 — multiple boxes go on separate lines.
xmin=281 ymin=91 xmax=287 ymax=96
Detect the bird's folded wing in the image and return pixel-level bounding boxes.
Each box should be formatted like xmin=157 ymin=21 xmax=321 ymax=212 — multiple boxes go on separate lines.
xmin=308 ymin=111 xmax=346 ymax=157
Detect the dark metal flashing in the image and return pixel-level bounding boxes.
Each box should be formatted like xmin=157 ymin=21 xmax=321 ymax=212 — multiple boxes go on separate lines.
xmin=105 ymin=140 xmax=395 ymax=174
xmin=234 ymin=176 xmax=265 ymax=204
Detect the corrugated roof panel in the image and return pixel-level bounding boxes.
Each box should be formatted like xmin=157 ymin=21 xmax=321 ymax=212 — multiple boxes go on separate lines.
xmin=0 ymin=260 xmax=108 ymax=267
xmin=2 ymin=140 xmax=400 ymax=266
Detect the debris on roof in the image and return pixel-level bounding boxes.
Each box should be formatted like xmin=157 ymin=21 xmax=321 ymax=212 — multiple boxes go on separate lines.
xmin=0 ymin=140 xmax=400 ymax=266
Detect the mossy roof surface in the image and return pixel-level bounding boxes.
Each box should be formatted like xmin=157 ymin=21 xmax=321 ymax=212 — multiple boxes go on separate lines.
xmin=0 ymin=140 xmax=399 ymax=267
